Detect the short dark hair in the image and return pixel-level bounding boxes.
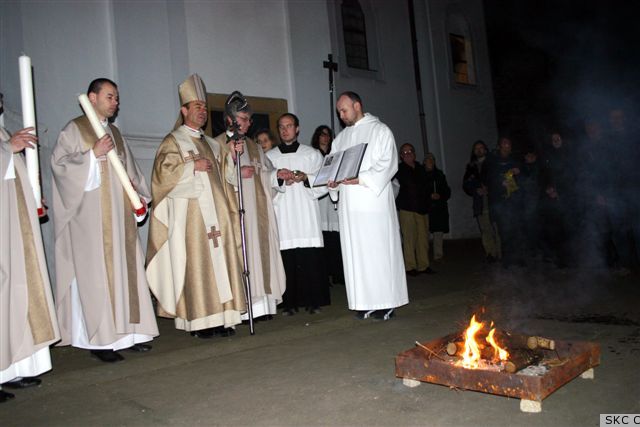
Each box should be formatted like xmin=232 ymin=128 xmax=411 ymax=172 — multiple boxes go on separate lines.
xmin=278 ymin=113 xmax=299 ymax=127
xmin=469 ymin=139 xmax=489 ymax=162
xmin=311 ymin=125 xmax=333 ymax=151
xmin=254 ymin=128 xmax=278 ymax=146
xmin=87 ymin=78 xmax=117 ymax=95
xmin=338 ymin=91 xmax=363 ymax=109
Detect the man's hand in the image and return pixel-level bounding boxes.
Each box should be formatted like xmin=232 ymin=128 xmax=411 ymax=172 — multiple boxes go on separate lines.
xmin=241 ymin=165 xmax=255 ymax=179
xmin=9 ymin=127 xmax=37 ymax=153
xmin=227 ymin=139 xmax=245 ymax=161
xmin=341 ymin=177 xmax=359 ymax=185
xmin=194 ymin=158 xmax=213 ymax=173
xmin=93 ymin=135 xmax=114 ymax=158
xmin=546 ymin=186 xmax=558 ymax=199
xmin=476 ymin=185 xmax=487 ymax=196
xmin=327 ymin=180 xmax=338 ymax=189
xmin=431 ymin=193 xmax=441 ymax=200
xmin=292 ymin=171 xmax=307 ymax=183
xmin=510 ymin=167 xmax=521 ymax=175
xmin=277 ymin=168 xmax=293 ymax=181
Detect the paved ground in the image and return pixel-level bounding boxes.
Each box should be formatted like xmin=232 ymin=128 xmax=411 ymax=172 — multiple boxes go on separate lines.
xmin=1 ymin=239 xmax=638 ymax=426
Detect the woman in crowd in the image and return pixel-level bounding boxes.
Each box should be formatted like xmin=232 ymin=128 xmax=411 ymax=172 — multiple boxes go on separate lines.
xmin=463 ymin=140 xmax=500 ymax=262
xmin=255 ymin=128 xmax=277 ymax=152
xmin=424 ymin=153 xmax=451 ymax=261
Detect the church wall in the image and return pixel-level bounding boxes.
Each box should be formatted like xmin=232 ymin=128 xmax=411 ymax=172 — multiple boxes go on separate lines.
xmin=417 ymin=0 xmax=498 ymax=238
xmin=1 ymin=0 xmax=119 ymax=280
xmin=326 ymin=0 xmax=425 ymax=156
xmin=285 ymin=1 xmax=334 ymax=141
xmin=183 ymin=0 xmax=295 ymax=104
xmin=0 ymin=0 xmax=498 ymax=278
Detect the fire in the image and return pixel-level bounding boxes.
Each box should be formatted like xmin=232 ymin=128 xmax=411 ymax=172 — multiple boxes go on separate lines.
xmin=487 ymin=328 xmax=509 ymax=361
xmin=459 ymin=314 xmax=509 ymax=369
xmin=461 ymin=315 xmax=484 ymax=369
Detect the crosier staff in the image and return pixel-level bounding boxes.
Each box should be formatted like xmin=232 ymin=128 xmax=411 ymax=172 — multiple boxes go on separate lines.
xmin=77 ymin=94 xmax=146 ymax=216
xmin=225 ymin=91 xmax=254 ymax=335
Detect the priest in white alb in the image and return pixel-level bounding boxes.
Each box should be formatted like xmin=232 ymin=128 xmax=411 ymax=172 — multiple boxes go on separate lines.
xmin=329 ymin=91 xmax=408 ymax=320
xmin=1 ymin=97 xmax=60 ymax=402
xmin=51 ymin=79 xmax=158 ymax=363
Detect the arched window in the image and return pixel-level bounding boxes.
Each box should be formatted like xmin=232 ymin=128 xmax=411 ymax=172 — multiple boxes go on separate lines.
xmin=341 ymin=0 xmax=369 ymax=70
xmin=447 ymin=8 xmax=477 ymax=86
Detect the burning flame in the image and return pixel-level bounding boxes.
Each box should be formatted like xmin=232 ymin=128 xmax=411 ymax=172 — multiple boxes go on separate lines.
xmin=461 ymin=315 xmax=484 ymax=369
xmin=460 ymin=315 xmax=509 ymax=369
xmin=487 ymin=328 xmax=509 ymax=361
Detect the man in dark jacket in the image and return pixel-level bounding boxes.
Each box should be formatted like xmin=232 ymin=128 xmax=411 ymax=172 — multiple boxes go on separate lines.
xmin=394 ymin=143 xmax=435 ymax=275
xmin=485 ymin=137 xmax=524 ymax=267
xmin=463 ymin=140 xmax=500 ymax=262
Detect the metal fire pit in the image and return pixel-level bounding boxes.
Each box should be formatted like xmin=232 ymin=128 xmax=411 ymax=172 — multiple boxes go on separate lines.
xmin=395 ymin=334 xmax=601 ymax=412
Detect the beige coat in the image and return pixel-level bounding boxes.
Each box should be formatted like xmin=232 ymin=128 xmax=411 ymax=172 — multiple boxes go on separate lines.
xmin=1 ymin=130 xmax=60 ymax=372
xmin=51 ymin=117 xmax=158 ymax=346
xmin=213 ymin=134 xmax=285 ymax=316
xmin=146 ymin=126 xmax=246 ymax=331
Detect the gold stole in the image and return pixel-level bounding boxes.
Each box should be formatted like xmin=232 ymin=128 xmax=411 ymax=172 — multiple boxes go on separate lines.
xmin=72 ymin=116 xmax=140 ymax=323
xmin=245 ymin=141 xmax=271 ymax=293
xmin=15 ymin=173 xmax=56 ymax=344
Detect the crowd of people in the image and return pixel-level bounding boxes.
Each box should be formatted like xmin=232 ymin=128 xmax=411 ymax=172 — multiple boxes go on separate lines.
xmin=463 ymin=107 xmax=639 ymax=273
xmin=0 ymin=78 xmax=409 ymax=402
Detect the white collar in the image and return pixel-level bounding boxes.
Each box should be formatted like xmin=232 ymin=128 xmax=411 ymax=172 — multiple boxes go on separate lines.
xmin=182 ymin=124 xmax=202 ymax=137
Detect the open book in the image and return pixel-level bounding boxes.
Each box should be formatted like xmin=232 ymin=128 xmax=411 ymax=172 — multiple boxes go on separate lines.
xmin=312 ymin=143 xmax=367 ymax=187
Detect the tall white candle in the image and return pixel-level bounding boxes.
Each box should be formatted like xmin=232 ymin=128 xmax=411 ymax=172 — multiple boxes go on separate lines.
xmin=77 ymin=94 xmax=145 ymax=214
xmin=19 ymin=55 xmax=43 ymax=214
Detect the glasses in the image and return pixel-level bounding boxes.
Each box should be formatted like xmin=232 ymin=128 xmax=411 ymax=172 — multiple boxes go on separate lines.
xmin=278 ymin=124 xmax=296 ymax=130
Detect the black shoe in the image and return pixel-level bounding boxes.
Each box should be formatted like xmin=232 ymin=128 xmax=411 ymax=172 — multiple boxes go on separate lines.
xmin=2 ymin=377 xmax=42 ymax=389
xmin=90 ymin=350 xmax=124 ymax=363
xmin=212 ymin=326 xmax=236 ymax=337
xmin=126 ymin=343 xmax=152 ymax=353
xmin=281 ymin=309 xmax=295 ymax=316
xmin=419 ymin=267 xmax=436 ymax=274
xmin=354 ymin=310 xmax=375 ymax=320
xmin=373 ymin=308 xmax=395 ymax=320
xmin=308 ymin=307 xmax=321 ymax=314
xmin=191 ymin=328 xmax=215 ymax=339
xmin=0 ymin=390 xmax=15 ymax=403
xmin=406 ymin=270 xmax=419 ymax=277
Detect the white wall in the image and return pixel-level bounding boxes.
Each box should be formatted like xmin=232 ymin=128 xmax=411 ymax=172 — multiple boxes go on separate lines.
xmin=0 ymin=0 xmax=497 ymax=276
xmin=418 ymin=0 xmax=498 ymax=237
xmin=286 ymin=1 xmax=333 ymax=141
xmin=184 ymin=0 xmax=294 ymax=102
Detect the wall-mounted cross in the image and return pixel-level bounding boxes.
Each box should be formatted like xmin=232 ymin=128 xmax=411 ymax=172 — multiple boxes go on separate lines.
xmin=323 ymin=53 xmax=339 ymax=134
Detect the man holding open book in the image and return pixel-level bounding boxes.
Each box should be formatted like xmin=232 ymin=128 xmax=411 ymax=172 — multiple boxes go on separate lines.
xmin=328 ymin=92 xmax=408 ymax=321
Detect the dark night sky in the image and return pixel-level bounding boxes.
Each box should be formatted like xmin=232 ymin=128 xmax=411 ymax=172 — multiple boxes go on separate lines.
xmin=483 ymin=0 xmax=640 ymax=148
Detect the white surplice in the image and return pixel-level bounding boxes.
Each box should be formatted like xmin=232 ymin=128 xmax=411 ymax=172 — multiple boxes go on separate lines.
xmin=266 ymin=144 xmax=326 ymax=250
xmin=329 ymin=113 xmax=408 ymax=310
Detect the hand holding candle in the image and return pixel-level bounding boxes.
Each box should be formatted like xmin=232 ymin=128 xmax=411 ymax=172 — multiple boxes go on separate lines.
xmin=77 ymin=94 xmax=146 ymax=216
xmin=19 ymin=55 xmax=43 ymax=216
